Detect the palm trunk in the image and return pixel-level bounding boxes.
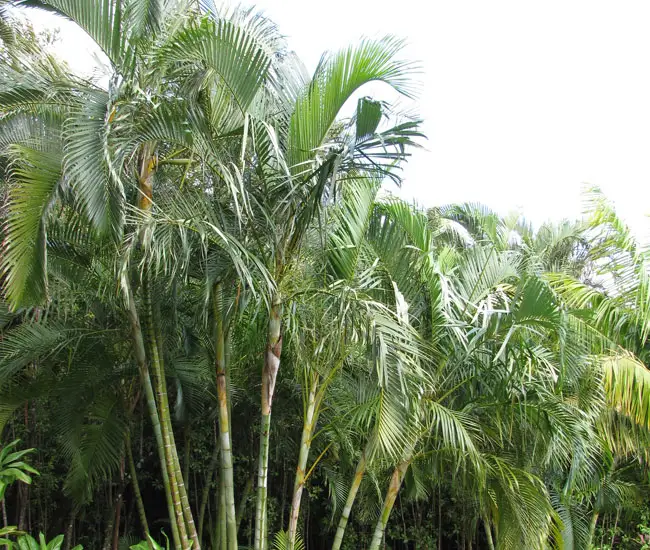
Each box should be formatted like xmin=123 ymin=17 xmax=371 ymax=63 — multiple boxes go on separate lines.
xmin=610 ymin=507 xmax=620 ymax=549
xmin=152 ymin=294 xmax=201 ymax=550
xmin=166 ymin=410 xmax=201 ymax=549
xmin=331 ymin=439 xmax=372 ymax=550
xmin=111 ymin=491 xmax=123 ymax=550
xmin=254 ymin=294 xmax=283 ymax=550
xmin=149 ymin=284 xmax=202 ymax=550
xmin=125 ymin=280 xmax=181 ymax=550
xmin=199 ymin=444 xmax=220 ymax=542
xmin=287 ymin=376 xmax=318 ymax=549
xmin=220 ymin=476 xmax=227 ymax=550
xmin=143 ymin=280 xmax=191 ymax=550
xmin=112 ymin=455 xmax=126 ymax=550
xmin=483 ymin=515 xmax=495 ymax=550
xmin=368 ymin=458 xmax=411 ymax=550
xmin=1 ymin=498 xmax=7 ymax=528
xmin=126 ymin=434 xmax=150 ymax=543
xmin=214 ymin=283 xmax=238 ymax=550
xmin=63 ymin=510 xmax=76 ymax=550
xmin=236 ymin=476 xmax=254 ymax=535
xmin=103 ymin=479 xmax=125 ymax=550
xmin=588 ymin=512 xmax=598 ymax=549
xmin=184 ymin=426 xmax=191 ymax=496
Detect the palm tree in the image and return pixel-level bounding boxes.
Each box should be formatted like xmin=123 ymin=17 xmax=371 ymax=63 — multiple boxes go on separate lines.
xmin=244 ymin=40 xmax=422 ymax=550
xmin=0 ymin=2 xmax=290 ymax=546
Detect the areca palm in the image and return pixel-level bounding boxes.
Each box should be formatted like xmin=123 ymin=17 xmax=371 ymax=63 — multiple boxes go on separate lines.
xmin=241 ymin=38 xmax=423 ymax=549
xmin=0 ymin=1 xmax=290 ymax=547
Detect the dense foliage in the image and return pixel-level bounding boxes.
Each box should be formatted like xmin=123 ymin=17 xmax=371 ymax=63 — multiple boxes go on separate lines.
xmin=1 ymin=1 xmax=650 ymax=549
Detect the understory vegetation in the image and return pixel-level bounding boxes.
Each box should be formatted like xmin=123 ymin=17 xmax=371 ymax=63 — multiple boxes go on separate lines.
xmin=1 ymin=1 xmax=650 ymax=549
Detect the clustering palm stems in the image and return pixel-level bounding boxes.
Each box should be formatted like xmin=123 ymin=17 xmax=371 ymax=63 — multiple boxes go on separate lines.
xmin=0 ymin=2 xmax=649 ymax=550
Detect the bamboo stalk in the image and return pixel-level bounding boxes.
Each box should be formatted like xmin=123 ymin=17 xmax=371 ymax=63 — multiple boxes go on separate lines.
xmin=166 ymin=395 xmax=201 ymax=549
xmin=587 ymin=512 xmax=598 ymax=550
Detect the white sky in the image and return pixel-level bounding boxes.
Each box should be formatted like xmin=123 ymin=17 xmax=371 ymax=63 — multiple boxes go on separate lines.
xmin=15 ymin=1 xmax=650 ymax=240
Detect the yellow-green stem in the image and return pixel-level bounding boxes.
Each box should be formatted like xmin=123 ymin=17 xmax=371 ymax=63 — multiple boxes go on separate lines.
xmin=199 ymin=444 xmax=220 ymax=542
xmin=152 ymin=296 xmax=201 ymax=550
xmin=254 ymin=294 xmax=283 ymax=550
xmin=144 ymin=279 xmax=190 ymax=549
xmin=483 ymin=514 xmax=495 ymax=550
xmin=287 ymin=375 xmax=318 ymax=549
xmin=126 ymin=433 xmax=150 ymax=546
xmin=214 ymin=283 xmax=238 ymax=550
xmin=368 ymin=458 xmax=411 ymax=550
xmin=331 ymin=439 xmax=372 ymax=550
xmin=125 ymin=280 xmax=180 ymax=549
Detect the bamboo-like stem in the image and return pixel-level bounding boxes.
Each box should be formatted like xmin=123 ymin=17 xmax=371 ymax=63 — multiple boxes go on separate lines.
xmin=133 ymin=142 xmax=186 ymax=549
xmin=152 ymin=295 xmax=201 ymax=550
xmin=587 ymin=512 xmax=598 ymax=549
xmin=287 ymin=374 xmax=318 ymax=549
xmin=255 ymin=412 xmax=271 ymax=550
xmin=184 ymin=426 xmax=191 ymax=495
xmin=254 ymin=293 xmax=283 ymax=550
xmin=236 ymin=476 xmax=254 ymax=535
xmin=483 ymin=514 xmax=495 ymax=550
xmin=220 ymin=475 xmax=227 ymax=550
xmin=144 ymin=279 xmax=190 ymax=549
xmin=331 ymin=438 xmax=373 ymax=550
xmin=125 ymin=280 xmax=181 ymax=550
xmin=199 ymin=444 xmax=220 ymax=542
xmin=1 ymin=498 xmax=7 ymax=528
xmin=610 ymin=507 xmax=620 ymax=549
xmin=126 ymin=433 xmax=150 ymax=544
xmin=214 ymin=283 xmax=238 ymax=550
xmin=63 ymin=510 xmax=75 ymax=550
xmin=368 ymin=458 xmax=411 ymax=550
xmin=160 ymin=359 xmax=201 ymax=549
xmin=112 ymin=456 xmax=125 ymax=550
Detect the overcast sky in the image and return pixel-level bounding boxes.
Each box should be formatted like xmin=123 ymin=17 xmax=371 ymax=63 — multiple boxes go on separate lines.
xmin=17 ymin=1 xmax=650 ymax=239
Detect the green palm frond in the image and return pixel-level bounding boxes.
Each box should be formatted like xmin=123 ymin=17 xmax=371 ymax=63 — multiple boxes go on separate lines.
xmin=486 ymin=458 xmax=560 ymax=550
xmin=17 ymin=0 xmax=126 ymax=66
xmin=59 ymin=392 xmax=129 ymax=504
xmin=288 ymin=35 xmax=418 ymax=171
xmin=273 ymin=530 xmax=304 ymax=550
xmin=602 ymin=352 xmax=650 ymax=430
xmin=2 ymin=144 xmax=62 ymax=307
xmin=63 ymin=89 xmax=125 ymax=237
xmin=327 ymin=177 xmax=381 ymax=281
xmin=160 ymin=16 xmax=273 ymax=115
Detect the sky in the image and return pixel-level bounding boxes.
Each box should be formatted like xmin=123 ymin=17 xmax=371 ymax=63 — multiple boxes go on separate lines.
xmin=14 ymin=1 xmax=650 ymax=239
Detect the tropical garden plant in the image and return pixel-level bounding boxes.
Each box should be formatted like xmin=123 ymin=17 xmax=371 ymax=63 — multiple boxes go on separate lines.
xmin=0 ymin=1 xmax=649 ymax=550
